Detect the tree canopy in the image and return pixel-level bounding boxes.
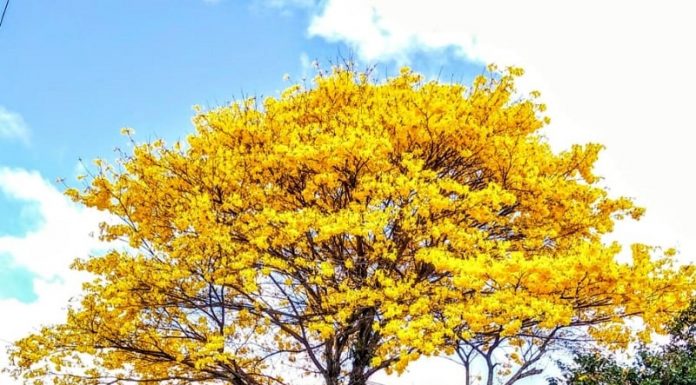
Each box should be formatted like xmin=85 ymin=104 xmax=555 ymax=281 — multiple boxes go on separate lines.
xmin=549 ymin=300 xmax=696 ymax=385
xmin=8 ymin=65 xmax=695 ymax=385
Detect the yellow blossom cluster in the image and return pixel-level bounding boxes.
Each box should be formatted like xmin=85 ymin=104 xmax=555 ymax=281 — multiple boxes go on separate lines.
xmin=9 ymin=65 xmax=695 ymax=385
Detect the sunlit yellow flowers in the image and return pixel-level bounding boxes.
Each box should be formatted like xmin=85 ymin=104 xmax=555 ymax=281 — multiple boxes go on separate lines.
xmin=9 ymin=65 xmax=695 ymax=385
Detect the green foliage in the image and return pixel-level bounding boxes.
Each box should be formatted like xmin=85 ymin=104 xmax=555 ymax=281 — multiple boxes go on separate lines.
xmin=550 ymin=301 xmax=696 ymax=385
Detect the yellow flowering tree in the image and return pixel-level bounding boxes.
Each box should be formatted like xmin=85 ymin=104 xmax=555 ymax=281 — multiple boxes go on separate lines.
xmin=8 ymin=65 xmax=695 ymax=385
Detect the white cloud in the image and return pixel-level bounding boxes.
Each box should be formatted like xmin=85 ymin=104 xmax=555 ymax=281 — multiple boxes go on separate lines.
xmin=0 ymin=167 xmax=110 ymax=384
xmin=299 ymin=52 xmax=314 ymax=79
xmin=307 ymin=0 xmax=696 ymax=262
xmin=0 ymin=107 xmax=30 ymax=144
xmin=0 ymin=168 xmax=108 ymax=280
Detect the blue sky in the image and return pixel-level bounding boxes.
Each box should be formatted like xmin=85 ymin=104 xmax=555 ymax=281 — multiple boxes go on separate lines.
xmin=2 ymin=1 xmax=695 ymax=384
xmin=1 ymin=1 xmax=334 ymax=179
xmin=0 ymin=254 xmax=37 ymax=303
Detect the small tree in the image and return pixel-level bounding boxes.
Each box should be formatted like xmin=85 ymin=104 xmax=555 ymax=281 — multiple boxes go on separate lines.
xmin=8 ymin=65 xmax=695 ymax=385
xmin=549 ymin=300 xmax=696 ymax=385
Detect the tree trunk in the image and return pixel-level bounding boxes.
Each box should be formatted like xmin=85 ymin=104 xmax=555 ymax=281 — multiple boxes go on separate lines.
xmin=347 ymin=307 xmax=378 ymax=385
xmin=486 ymin=362 xmax=495 ymax=385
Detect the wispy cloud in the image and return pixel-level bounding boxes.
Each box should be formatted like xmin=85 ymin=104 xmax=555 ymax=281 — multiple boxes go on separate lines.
xmin=0 ymin=106 xmax=30 ymax=144
xmin=264 ymin=0 xmax=316 ymax=9
xmin=298 ymin=52 xmax=316 ymax=80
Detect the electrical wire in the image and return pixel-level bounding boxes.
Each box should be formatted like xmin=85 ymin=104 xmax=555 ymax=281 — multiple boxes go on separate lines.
xmin=0 ymin=0 xmax=10 ymax=31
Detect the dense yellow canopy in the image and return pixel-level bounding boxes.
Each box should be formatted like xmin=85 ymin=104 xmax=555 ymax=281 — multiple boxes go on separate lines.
xmin=9 ymin=65 xmax=695 ymax=385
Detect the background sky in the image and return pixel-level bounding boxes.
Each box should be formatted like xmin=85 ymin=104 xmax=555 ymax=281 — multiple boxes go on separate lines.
xmin=1 ymin=1 xmax=695 ymax=384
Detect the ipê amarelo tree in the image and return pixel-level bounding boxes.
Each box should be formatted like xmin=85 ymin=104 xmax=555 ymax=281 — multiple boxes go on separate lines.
xmin=7 ymin=64 xmax=695 ymax=385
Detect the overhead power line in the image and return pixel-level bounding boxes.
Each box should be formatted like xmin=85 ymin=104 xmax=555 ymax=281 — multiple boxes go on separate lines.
xmin=0 ymin=0 xmax=10 ymax=31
